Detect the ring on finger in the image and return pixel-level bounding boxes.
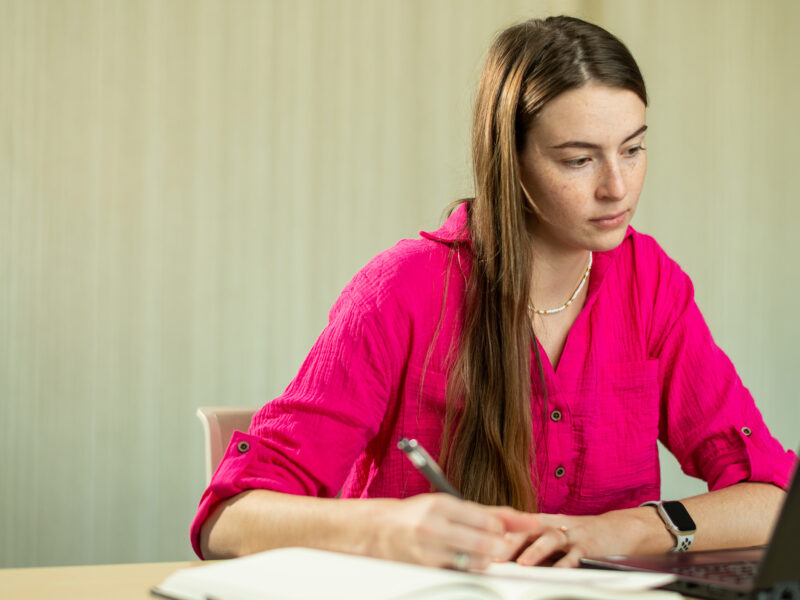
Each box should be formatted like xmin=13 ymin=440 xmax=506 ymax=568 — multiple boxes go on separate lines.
xmin=453 ymin=551 xmax=470 ymax=571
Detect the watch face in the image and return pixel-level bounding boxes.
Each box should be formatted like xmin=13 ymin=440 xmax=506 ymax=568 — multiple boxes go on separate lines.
xmin=662 ymin=501 xmax=696 ymax=531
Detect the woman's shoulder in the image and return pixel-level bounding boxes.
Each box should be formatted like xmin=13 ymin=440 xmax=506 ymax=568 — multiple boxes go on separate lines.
xmin=353 ymin=236 xmax=454 ymax=289
xmin=614 ymin=227 xmax=690 ymax=282
xmin=336 ymin=227 xmax=466 ymax=319
xmin=609 ymin=226 xmax=696 ymax=311
xmin=618 ymin=226 xmax=668 ymax=260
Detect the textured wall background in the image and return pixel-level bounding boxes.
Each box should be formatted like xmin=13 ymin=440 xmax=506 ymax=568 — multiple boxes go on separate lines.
xmin=1 ymin=0 xmax=797 ymax=567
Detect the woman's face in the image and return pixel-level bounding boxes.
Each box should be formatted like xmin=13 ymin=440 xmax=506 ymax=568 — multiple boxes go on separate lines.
xmin=518 ymin=83 xmax=647 ymax=254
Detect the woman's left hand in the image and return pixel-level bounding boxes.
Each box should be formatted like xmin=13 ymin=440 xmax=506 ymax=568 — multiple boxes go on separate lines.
xmin=490 ymin=507 xmax=668 ymax=568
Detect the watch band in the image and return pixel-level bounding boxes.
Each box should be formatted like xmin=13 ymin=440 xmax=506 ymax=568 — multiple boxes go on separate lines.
xmin=641 ymin=500 xmax=696 ymax=552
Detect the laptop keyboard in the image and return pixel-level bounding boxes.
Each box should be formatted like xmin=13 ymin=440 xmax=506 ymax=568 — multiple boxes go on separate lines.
xmin=668 ymin=560 xmax=758 ymax=585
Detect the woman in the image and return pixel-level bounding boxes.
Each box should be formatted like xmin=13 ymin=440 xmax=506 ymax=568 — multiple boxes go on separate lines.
xmin=192 ymin=16 xmax=795 ymax=569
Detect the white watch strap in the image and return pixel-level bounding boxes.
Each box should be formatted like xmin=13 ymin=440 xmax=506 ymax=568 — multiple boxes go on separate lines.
xmin=673 ymin=531 xmax=694 ymax=553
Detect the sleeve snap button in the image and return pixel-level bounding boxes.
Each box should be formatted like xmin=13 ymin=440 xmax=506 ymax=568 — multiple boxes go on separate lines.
xmin=550 ymin=410 xmax=562 ymax=422
xmin=741 ymin=427 xmax=752 ymax=437
xmin=237 ymin=441 xmax=251 ymax=453
xmin=554 ymin=466 xmax=565 ymax=478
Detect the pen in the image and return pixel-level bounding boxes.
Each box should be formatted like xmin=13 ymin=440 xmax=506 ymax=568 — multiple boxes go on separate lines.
xmin=398 ymin=438 xmax=463 ymax=498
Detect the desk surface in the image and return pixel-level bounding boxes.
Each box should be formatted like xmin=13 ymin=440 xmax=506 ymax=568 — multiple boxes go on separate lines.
xmin=0 ymin=560 xmax=195 ymax=600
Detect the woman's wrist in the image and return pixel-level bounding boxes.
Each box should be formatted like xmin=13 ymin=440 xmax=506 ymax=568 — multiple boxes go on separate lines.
xmin=346 ymin=498 xmax=398 ymax=559
xmin=621 ymin=505 xmax=676 ymax=554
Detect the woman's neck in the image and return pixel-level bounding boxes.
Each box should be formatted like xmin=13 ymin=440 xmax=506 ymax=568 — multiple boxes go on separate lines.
xmin=528 ymin=238 xmax=592 ymax=312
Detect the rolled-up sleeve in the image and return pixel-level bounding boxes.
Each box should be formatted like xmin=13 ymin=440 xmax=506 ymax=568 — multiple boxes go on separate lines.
xmin=646 ymin=244 xmax=796 ymax=492
xmin=189 ymin=258 xmax=412 ymax=558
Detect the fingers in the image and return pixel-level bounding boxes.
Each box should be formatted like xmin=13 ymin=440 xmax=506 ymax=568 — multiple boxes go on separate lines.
xmin=433 ymin=496 xmax=516 ymax=565
xmin=414 ymin=545 xmax=493 ymax=571
xmin=515 ymin=523 xmax=571 ymax=566
xmin=401 ymin=495 xmax=515 ymax=569
xmin=384 ymin=498 xmax=629 ymax=571
xmin=436 ymin=517 xmax=512 ymax=561
xmin=487 ymin=509 xmax=583 ymax=567
xmin=393 ymin=497 xmax=590 ymax=570
xmin=441 ymin=497 xmax=506 ymax=536
xmin=552 ymin=544 xmax=585 ymax=568
xmin=502 ymin=531 xmax=530 ymax=562
xmin=489 ymin=506 xmax=543 ymax=534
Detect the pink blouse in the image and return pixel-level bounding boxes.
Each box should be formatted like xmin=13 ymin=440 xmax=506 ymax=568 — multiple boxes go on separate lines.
xmin=190 ymin=204 xmax=796 ymax=558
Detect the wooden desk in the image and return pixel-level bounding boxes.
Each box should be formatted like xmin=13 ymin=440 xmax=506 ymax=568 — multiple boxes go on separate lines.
xmin=0 ymin=560 xmax=195 ymax=600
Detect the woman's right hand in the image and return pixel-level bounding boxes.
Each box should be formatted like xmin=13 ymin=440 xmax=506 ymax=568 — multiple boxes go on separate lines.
xmin=366 ymin=494 xmax=536 ymax=571
xmin=202 ymin=489 xmax=541 ymax=568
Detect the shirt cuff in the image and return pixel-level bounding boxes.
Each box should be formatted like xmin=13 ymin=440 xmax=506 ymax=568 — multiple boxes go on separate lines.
xmin=705 ymin=426 xmax=797 ymax=492
xmin=189 ymin=431 xmax=316 ymax=559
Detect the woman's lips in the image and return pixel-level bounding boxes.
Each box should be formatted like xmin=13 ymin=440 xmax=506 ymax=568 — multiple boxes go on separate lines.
xmin=590 ymin=210 xmax=627 ymax=229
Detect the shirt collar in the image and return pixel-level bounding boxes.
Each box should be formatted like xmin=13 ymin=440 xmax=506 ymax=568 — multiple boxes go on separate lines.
xmin=419 ymin=203 xmax=471 ymax=244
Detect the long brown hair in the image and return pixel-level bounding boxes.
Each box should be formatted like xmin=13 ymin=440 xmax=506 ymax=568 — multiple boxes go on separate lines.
xmin=441 ymin=16 xmax=647 ymax=511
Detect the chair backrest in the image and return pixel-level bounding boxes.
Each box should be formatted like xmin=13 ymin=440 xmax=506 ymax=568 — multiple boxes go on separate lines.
xmin=196 ymin=406 xmax=258 ymax=484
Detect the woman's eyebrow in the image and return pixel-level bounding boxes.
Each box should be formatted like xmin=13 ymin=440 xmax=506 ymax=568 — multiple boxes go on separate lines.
xmin=549 ymin=124 xmax=648 ymax=149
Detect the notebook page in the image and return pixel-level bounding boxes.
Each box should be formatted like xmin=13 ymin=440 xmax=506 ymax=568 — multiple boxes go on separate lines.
xmin=153 ymin=548 xmax=680 ymax=600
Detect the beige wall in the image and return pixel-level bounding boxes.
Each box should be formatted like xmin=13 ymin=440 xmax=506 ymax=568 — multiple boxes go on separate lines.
xmin=1 ymin=0 xmax=797 ymax=567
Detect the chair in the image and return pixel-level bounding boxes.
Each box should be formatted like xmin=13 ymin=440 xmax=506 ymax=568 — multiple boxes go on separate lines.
xmin=196 ymin=406 xmax=258 ymax=484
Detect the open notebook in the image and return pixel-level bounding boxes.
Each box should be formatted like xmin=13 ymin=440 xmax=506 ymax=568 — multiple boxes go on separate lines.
xmin=152 ymin=547 xmax=679 ymax=600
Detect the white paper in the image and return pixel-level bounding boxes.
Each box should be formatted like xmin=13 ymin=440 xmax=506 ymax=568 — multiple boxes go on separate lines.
xmin=153 ymin=548 xmax=679 ymax=600
xmin=485 ymin=561 xmax=677 ymax=590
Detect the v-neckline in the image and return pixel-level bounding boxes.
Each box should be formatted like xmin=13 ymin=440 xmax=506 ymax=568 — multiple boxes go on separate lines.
xmin=533 ymin=259 xmax=602 ymax=381
xmin=535 ymin=328 xmax=570 ymax=379
xmin=529 ymin=231 xmax=626 ymax=384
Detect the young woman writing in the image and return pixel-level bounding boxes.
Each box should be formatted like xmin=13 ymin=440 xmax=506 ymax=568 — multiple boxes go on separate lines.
xmin=191 ymin=16 xmax=795 ymax=570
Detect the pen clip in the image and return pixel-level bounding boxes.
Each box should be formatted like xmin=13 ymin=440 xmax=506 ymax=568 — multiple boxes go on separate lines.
xmin=398 ymin=438 xmax=462 ymax=498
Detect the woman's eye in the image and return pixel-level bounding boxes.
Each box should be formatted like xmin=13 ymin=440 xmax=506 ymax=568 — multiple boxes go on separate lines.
xmin=625 ymin=145 xmax=646 ymax=157
xmin=564 ymin=157 xmax=591 ymax=168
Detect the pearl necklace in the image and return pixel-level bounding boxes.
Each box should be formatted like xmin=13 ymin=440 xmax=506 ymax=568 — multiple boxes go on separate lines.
xmin=528 ymin=253 xmax=593 ymax=316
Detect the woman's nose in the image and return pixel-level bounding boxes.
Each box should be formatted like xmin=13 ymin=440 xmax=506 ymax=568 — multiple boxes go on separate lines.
xmin=596 ymin=161 xmax=627 ymax=201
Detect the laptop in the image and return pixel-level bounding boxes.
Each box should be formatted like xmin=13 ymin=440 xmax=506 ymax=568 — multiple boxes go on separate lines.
xmin=580 ymin=464 xmax=799 ymax=600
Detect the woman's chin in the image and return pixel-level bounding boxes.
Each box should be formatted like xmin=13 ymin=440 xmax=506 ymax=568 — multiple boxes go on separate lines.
xmin=587 ymin=227 xmax=629 ymax=253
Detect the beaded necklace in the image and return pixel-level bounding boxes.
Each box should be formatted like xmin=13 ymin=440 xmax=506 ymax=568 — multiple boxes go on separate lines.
xmin=528 ymin=253 xmax=593 ymax=316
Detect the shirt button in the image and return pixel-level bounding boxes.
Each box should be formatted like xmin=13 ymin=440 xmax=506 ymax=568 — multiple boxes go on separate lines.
xmin=237 ymin=441 xmax=251 ymax=453
xmin=554 ymin=466 xmax=565 ymax=478
xmin=741 ymin=427 xmax=752 ymax=437
xmin=550 ymin=410 xmax=562 ymax=422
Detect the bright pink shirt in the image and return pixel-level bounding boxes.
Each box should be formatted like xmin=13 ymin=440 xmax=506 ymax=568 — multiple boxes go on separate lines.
xmin=191 ymin=204 xmax=796 ymax=558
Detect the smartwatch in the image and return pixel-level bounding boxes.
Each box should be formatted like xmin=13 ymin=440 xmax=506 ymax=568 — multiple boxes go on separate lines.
xmin=641 ymin=500 xmax=696 ymax=552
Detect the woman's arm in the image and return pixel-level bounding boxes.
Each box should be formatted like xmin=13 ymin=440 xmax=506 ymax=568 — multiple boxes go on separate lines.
xmin=509 ymin=481 xmax=786 ymax=567
xmin=200 ymin=489 xmax=540 ymax=570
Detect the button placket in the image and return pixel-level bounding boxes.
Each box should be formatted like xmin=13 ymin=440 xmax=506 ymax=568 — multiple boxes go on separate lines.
xmin=548 ymin=406 xmax=566 ymax=482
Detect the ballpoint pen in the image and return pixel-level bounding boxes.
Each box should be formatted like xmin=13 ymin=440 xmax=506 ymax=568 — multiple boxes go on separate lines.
xmin=398 ymin=438 xmax=463 ymax=498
